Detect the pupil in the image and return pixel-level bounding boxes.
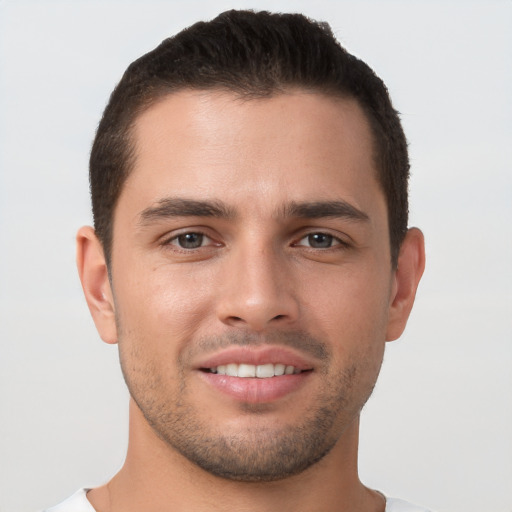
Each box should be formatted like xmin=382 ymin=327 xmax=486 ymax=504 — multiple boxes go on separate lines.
xmin=178 ymin=233 xmax=203 ymax=249
xmin=309 ymin=233 xmax=332 ymax=248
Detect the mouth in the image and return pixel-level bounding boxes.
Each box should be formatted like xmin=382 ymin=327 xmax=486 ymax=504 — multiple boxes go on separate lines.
xmin=202 ymin=363 xmax=308 ymax=377
xmin=196 ymin=347 xmax=315 ymax=403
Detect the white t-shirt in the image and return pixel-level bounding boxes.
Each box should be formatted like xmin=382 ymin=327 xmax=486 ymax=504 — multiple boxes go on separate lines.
xmin=42 ymin=488 xmax=434 ymax=511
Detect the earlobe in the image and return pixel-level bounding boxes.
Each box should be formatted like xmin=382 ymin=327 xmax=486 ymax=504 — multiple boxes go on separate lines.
xmin=385 ymin=227 xmax=426 ymax=341
xmin=76 ymin=226 xmax=118 ymax=344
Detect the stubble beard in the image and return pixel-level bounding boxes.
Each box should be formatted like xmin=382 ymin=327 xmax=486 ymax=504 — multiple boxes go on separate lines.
xmin=119 ymin=331 xmax=380 ymax=483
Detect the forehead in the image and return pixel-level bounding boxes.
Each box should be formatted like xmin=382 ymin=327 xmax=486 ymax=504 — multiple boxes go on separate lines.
xmin=120 ymin=89 xmax=383 ymax=222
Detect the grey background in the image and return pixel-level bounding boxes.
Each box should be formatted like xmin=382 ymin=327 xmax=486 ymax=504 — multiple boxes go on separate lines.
xmin=0 ymin=1 xmax=511 ymax=511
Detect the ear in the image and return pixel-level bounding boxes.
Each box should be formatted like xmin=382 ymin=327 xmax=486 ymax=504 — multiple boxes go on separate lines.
xmin=386 ymin=227 xmax=426 ymax=341
xmin=76 ymin=226 xmax=118 ymax=344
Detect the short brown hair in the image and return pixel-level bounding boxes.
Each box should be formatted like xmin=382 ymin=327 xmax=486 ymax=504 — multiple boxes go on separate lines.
xmin=90 ymin=9 xmax=409 ymax=267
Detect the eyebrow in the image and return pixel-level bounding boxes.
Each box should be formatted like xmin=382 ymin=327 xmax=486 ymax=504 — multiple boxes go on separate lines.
xmin=139 ymin=198 xmax=236 ymax=225
xmin=138 ymin=197 xmax=369 ymax=225
xmin=280 ymin=200 xmax=370 ymax=222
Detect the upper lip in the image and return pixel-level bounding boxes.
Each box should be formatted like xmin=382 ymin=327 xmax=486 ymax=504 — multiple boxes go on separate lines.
xmin=196 ymin=346 xmax=315 ymax=371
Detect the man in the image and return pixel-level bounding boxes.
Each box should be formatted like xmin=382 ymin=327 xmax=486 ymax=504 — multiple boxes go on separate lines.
xmin=46 ymin=9 xmax=426 ymax=512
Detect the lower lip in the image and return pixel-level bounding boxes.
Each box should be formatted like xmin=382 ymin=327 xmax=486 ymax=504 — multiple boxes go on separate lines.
xmin=199 ymin=371 xmax=311 ymax=404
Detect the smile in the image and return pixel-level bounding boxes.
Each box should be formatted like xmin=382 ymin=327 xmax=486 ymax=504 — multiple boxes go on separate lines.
xmin=197 ymin=346 xmax=316 ymax=402
xmin=207 ymin=363 xmax=303 ymax=378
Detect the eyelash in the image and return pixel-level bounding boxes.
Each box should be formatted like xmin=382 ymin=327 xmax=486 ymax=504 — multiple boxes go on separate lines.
xmin=161 ymin=230 xmax=349 ymax=252
xmin=163 ymin=231 xmax=217 ymax=251
xmin=293 ymin=232 xmax=348 ymax=250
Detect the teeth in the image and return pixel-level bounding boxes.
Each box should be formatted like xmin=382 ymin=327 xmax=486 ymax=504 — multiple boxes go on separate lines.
xmin=226 ymin=363 xmax=238 ymax=376
xmin=256 ymin=363 xmax=274 ymax=378
xmin=238 ymin=364 xmax=256 ymax=378
xmin=211 ymin=363 xmax=301 ymax=378
xmin=274 ymin=364 xmax=285 ymax=376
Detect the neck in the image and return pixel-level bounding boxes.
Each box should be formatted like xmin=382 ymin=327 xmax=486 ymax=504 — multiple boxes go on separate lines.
xmin=87 ymin=399 xmax=384 ymax=512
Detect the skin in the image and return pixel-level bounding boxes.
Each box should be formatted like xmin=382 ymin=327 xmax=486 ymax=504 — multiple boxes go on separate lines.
xmin=77 ymin=90 xmax=425 ymax=512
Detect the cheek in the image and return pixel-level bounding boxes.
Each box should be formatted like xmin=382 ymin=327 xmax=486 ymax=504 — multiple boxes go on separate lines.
xmin=302 ymin=261 xmax=391 ymax=369
xmin=113 ymin=260 xmax=216 ymax=351
xmin=304 ymin=261 xmax=391 ymax=329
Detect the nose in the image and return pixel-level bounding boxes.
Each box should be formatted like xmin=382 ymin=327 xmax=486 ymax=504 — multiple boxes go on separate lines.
xmin=216 ymin=244 xmax=300 ymax=331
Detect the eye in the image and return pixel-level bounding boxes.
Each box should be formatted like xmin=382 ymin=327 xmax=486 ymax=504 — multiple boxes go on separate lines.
xmin=296 ymin=232 xmax=342 ymax=249
xmin=169 ymin=232 xmax=211 ymax=249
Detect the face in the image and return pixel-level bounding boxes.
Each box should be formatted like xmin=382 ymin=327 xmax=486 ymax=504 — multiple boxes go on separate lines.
xmin=106 ymin=90 xmax=399 ymax=481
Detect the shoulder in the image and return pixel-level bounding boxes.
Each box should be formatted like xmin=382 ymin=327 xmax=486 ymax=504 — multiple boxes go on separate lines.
xmin=41 ymin=489 xmax=95 ymax=512
xmin=385 ymin=496 xmax=435 ymax=512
